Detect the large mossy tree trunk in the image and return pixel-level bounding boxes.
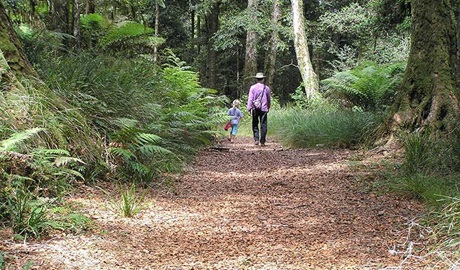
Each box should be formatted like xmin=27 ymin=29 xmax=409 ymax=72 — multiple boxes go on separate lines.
xmin=0 ymin=1 xmax=37 ymax=78
xmin=389 ymin=0 xmax=460 ymax=139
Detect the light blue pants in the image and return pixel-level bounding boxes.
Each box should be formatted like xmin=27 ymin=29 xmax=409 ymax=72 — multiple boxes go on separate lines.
xmin=231 ymin=124 xmax=239 ymax=135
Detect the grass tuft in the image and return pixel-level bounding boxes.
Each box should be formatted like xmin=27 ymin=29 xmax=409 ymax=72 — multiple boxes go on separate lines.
xmin=269 ymin=108 xmax=380 ymax=149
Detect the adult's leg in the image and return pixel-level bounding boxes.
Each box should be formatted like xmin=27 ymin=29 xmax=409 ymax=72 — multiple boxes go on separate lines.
xmin=252 ymin=110 xmax=260 ymax=143
xmin=260 ymin=111 xmax=268 ymax=144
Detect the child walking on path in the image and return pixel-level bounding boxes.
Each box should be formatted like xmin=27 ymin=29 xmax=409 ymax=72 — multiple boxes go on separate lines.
xmin=227 ymin=99 xmax=243 ymax=143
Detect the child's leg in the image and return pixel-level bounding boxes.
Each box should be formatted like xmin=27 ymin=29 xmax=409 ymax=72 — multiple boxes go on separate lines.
xmin=230 ymin=124 xmax=238 ymax=142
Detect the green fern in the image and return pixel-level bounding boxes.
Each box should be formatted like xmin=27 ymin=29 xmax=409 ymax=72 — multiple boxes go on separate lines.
xmin=99 ymin=21 xmax=161 ymax=54
xmin=108 ymin=118 xmax=175 ymax=182
xmin=321 ymin=61 xmax=405 ymax=111
xmin=0 ymin=128 xmax=44 ymax=151
xmin=80 ymin=13 xmax=110 ymax=30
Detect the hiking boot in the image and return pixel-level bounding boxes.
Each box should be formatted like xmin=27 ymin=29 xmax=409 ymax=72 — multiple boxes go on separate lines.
xmin=254 ymin=140 xmax=259 ymax=145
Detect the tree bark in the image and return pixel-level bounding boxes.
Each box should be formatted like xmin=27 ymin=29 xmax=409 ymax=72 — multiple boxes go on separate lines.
xmin=243 ymin=0 xmax=259 ymax=94
xmin=72 ymin=0 xmax=81 ymax=49
xmin=389 ymin=0 xmax=460 ymax=138
xmin=265 ymin=0 xmax=281 ymax=90
xmin=50 ymin=0 xmax=70 ymax=33
xmin=204 ymin=2 xmax=220 ymax=89
xmin=291 ymin=0 xmax=318 ymax=98
xmin=154 ymin=1 xmax=160 ymax=66
xmin=85 ymin=0 xmax=95 ymax=14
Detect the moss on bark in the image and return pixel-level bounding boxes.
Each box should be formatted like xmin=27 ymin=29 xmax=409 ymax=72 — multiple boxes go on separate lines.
xmin=0 ymin=2 xmax=37 ymax=78
xmin=390 ymin=0 xmax=460 ymax=138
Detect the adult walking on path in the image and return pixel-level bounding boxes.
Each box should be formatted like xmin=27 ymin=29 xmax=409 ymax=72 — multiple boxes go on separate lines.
xmin=247 ymin=72 xmax=271 ymax=146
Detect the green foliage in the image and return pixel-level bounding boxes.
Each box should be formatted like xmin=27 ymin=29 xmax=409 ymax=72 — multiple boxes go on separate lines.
xmin=80 ymin=13 xmax=110 ymax=30
xmin=400 ymin=132 xmax=432 ymax=176
xmin=270 ymin=108 xmax=380 ymax=149
xmin=290 ymin=85 xmax=338 ymax=111
xmin=389 ymin=175 xmax=457 ymax=205
xmin=79 ymin=13 xmax=111 ymax=49
xmin=0 ymin=128 xmax=44 ymax=151
xmin=387 ymin=132 xmax=460 ymax=205
xmin=362 ymin=33 xmax=410 ymax=64
xmin=321 ymin=61 xmax=405 ymax=111
xmin=99 ymin=21 xmax=164 ymax=56
xmin=47 ymin=204 xmax=92 ymax=233
xmin=100 ymin=184 xmax=148 ymax=218
xmin=36 ymin=51 xmax=223 ymax=183
xmin=0 ymin=128 xmax=85 ymax=195
xmin=14 ymin=24 xmax=72 ymax=63
xmin=109 ymin=118 xmax=174 ymax=182
xmin=0 ymin=128 xmax=87 ymax=238
xmin=317 ymin=3 xmax=373 ymax=72
xmin=400 ymin=132 xmax=460 ymax=177
xmin=319 ymin=3 xmax=372 ymax=43
xmin=429 ymin=196 xmax=460 ymax=262
xmin=6 ymin=189 xmax=50 ymax=237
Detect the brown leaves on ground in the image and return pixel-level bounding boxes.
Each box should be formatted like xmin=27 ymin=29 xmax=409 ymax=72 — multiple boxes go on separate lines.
xmin=1 ymin=137 xmax=429 ymax=269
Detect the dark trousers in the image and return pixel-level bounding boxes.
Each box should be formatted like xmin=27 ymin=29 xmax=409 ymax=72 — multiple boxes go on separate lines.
xmin=252 ymin=109 xmax=268 ymax=143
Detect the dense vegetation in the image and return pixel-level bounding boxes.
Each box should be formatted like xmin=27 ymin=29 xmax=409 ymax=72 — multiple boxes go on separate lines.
xmin=1 ymin=0 xmax=460 ymax=266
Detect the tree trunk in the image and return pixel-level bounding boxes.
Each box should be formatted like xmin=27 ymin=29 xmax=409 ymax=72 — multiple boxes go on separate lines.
xmin=72 ymin=0 xmax=81 ymax=49
xmin=50 ymin=0 xmax=70 ymax=33
xmin=0 ymin=2 xmax=37 ymax=78
xmin=265 ymin=0 xmax=281 ymax=90
xmin=243 ymin=0 xmax=259 ymax=93
xmin=291 ymin=0 xmax=318 ymax=98
xmin=154 ymin=1 xmax=160 ymax=66
xmin=29 ymin=0 xmax=36 ymax=21
xmin=204 ymin=2 xmax=220 ymax=89
xmin=85 ymin=0 xmax=95 ymax=14
xmin=389 ymin=0 xmax=460 ymax=138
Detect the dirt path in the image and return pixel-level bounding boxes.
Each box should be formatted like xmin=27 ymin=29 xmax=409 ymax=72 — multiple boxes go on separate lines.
xmin=2 ymin=137 xmax=425 ymax=269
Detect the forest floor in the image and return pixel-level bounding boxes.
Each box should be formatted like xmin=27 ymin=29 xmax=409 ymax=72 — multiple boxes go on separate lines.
xmin=2 ymin=136 xmax=435 ymax=269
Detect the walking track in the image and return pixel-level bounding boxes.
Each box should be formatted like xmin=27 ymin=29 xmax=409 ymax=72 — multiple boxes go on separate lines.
xmin=2 ymin=137 xmax=427 ymax=269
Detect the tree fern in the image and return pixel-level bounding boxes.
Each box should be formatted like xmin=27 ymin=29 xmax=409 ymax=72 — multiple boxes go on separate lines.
xmin=321 ymin=61 xmax=405 ymax=111
xmin=80 ymin=13 xmax=110 ymax=30
xmin=98 ymin=21 xmax=163 ymax=56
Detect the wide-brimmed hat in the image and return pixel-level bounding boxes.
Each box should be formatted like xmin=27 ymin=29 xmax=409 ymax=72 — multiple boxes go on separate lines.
xmin=254 ymin=72 xmax=266 ymax=79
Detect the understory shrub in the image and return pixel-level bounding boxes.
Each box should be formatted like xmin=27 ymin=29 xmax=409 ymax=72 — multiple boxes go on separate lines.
xmin=36 ymin=51 xmax=225 ymax=182
xmin=321 ymin=61 xmax=405 ymax=111
xmin=270 ymin=108 xmax=381 ymax=149
xmin=0 ymin=128 xmax=86 ymax=237
xmin=379 ymin=131 xmax=460 ymax=267
xmin=388 ymin=132 xmax=460 ymax=206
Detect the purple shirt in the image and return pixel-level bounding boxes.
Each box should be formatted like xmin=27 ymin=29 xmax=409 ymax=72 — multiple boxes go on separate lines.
xmin=247 ymin=83 xmax=271 ymax=112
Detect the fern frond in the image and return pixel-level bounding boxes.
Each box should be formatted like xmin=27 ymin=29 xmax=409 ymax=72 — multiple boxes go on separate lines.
xmin=110 ymin=147 xmax=136 ymax=160
xmin=99 ymin=22 xmax=154 ymax=49
xmin=0 ymin=128 xmax=44 ymax=151
xmin=129 ymin=162 xmax=150 ymax=176
xmin=53 ymin=168 xmax=85 ymax=180
xmin=80 ymin=13 xmax=110 ymax=30
xmin=32 ymin=149 xmax=70 ymax=157
xmin=134 ymin=133 xmax=162 ymax=146
xmin=138 ymin=144 xmax=172 ymax=156
xmin=53 ymin=157 xmax=85 ymax=167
